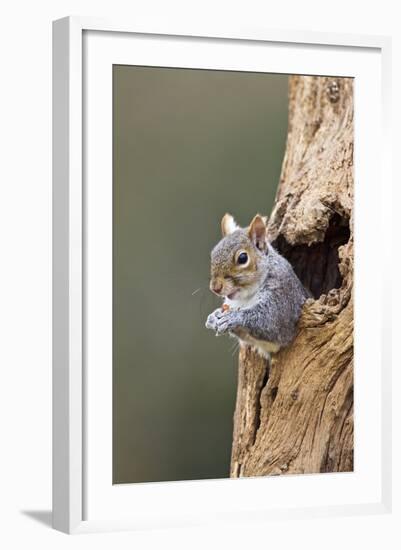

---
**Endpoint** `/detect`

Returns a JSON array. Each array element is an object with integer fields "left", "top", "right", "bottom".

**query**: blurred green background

[{"left": 113, "top": 65, "right": 288, "bottom": 484}]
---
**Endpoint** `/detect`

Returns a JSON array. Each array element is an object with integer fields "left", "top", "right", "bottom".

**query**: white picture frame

[{"left": 52, "top": 16, "right": 392, "bottom": 534}]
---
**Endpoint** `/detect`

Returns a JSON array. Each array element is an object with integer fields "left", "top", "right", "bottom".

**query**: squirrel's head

[{"left": 209, "top": 213, "right": 269, "bottom": 302}]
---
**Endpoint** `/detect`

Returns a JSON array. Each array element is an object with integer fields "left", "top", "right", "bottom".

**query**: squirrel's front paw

[
  {"left": 205, "top": 309, "right": 220, "bottom": 332},
  {"left": 205, "top": 308, "right": 239, "bottom": 336}
]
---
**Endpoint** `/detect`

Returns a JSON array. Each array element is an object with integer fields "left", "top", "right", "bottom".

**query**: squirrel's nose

[{"left": 211, "top": 281, "right": 223, "bottom": 295}]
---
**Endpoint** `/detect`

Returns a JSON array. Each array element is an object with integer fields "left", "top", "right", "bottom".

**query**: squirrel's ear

[
  {"left": 248, "top": 214, "right": 267, "bottom": 251},
  {"left": 221, "top": 213, "right": 239, "bottom": 236}
]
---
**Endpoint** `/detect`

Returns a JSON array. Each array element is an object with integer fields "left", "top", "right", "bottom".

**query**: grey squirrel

[{"left": 205, "top": 213, "right": 308, "bottom": 357}]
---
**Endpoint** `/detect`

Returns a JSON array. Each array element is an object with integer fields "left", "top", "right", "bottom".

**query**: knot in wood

[
  {"left": 327, "top": 80, "right": 340, "bottom": 103},
  {"left": 290, "top": 389, "right": 299, "bottom": 401}
]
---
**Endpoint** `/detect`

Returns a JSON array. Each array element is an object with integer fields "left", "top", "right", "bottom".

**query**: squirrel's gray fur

[{"left": 205, "top": 213, "right": 308, "bottom": 356}]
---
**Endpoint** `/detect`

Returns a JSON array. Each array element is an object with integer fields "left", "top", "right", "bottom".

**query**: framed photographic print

[{"left": 52, "top": 17, "right": 392, "bottom": 534}]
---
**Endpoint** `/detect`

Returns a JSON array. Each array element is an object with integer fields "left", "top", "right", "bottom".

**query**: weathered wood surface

[{"left": 231, "top": 76, "right": 354, "bottom": 477}]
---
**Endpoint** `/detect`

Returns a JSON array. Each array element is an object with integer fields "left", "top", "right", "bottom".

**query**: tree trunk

[{"left": 230, "top": 76, "right": 354, "bottom": 478}]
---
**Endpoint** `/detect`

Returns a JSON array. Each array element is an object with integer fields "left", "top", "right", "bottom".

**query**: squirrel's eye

[{"left": 237, "top": 252, "right": 248, "bottom": 265}]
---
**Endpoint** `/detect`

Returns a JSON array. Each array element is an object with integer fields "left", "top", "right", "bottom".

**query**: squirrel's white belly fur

[
  {"left": 243, "top": 335, "right": 280, "bottom": 355},
  {"left": 225, "top": 292, "right": 280, "bottom": 358},
  {"left": 236, "top": 333, "right": 280, "bottom": 358}
]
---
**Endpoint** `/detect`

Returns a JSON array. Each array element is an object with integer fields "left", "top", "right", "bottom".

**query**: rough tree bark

[{"left": 231, "top": 76, "right": 354, "bottom": 477}]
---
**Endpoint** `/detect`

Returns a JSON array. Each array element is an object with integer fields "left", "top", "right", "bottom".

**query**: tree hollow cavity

[{"left": 273, "top": 214, "right": 350, "bottom": 299}]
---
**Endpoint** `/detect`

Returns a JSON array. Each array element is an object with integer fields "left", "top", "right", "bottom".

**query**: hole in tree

[{"left": 272, "top": 214, "right": 350, "bottom": 299}]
